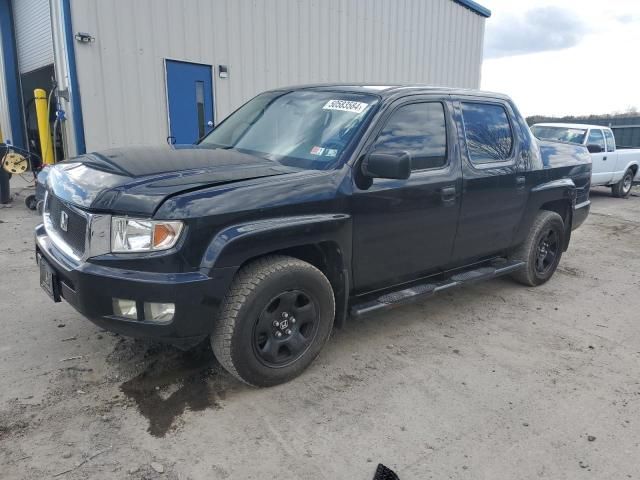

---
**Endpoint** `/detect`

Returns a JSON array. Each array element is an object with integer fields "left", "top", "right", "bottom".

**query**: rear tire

[
  {"left": 211, "top": 255, "right": 335, "bottom": 387},
  {"left": 611, "top": 168, "right": 635, "bottom": 198},
  {"left": 510, "top": 211, "right": 565, "bottom": 287}
]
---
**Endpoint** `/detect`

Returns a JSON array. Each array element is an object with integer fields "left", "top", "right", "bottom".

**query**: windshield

[
  {"left": 199, "top": 90, "right": 378, "bottom": 169},
  {"left": 531, "top": 125, "right": 587, "bottom": 145}
]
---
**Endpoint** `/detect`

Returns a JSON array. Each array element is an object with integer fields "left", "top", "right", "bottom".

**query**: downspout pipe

[
  {"left": 60, "top": 0, "right": 86, "bottom": 155},
  {"left": 0, "top": 0, "right": 25, "bottom": 148}
]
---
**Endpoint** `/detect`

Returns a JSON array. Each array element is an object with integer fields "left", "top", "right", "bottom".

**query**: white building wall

[{"left": 69, "top": 0, "right": 485, "bottom": 153}]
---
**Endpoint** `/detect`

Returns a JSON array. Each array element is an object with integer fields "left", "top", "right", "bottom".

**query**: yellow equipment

[
  {"left": 2, "top": 151, "right": 29, "bottom": 174},
  {"left": 34, "top": 88, "right": 54, "bottom": 165}
]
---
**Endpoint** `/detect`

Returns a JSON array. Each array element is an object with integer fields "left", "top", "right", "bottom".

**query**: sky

[{"left": 480, "top": 0, "right": 640, "bottom": 117}]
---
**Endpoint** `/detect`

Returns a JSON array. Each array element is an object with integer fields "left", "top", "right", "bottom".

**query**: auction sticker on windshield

[
  {"left": 325, "top": 149, "right": 338, "bottom": 157},
  {"left": 323, "top": 99, "right": 369, "bottom": 114}
]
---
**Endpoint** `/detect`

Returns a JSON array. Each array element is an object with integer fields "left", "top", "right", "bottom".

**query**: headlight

[{"left": 111, "top": 217, "right": 184, "bottom": 253}]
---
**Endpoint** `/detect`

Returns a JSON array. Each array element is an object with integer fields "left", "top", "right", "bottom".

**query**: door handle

[
  {"left": 516, "top": 176, "right": 526, "bottom": 188},
  {"left": 603, "top": 156, "right": 607, "bottom": 160},
  {"left": 441, "top": 186, "right": 456, "bottom": 201}
]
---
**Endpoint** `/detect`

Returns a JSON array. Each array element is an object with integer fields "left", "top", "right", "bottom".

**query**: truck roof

[
  {"left": 534, "top": 122, "right": 612, "bottom": 131},
  {"left": 269, "top": 83, "right": 512, "bottom": 102}
]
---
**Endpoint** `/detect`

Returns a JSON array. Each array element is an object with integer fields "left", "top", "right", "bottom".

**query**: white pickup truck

[{"left": 532, "top": 123, "right": 640, "bottom": 198}]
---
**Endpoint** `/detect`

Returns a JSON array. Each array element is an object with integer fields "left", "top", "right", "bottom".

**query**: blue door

[{"left": 165, "top": 60, "right": 214, "bottom": 144}]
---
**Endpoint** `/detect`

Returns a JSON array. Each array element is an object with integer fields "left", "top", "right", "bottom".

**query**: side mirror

[
  {"left": 586, "top": 144, "right": 603, "bottom": 154},
  {"left": 362, "top": 150, "right": 411, "bottom": 180}
]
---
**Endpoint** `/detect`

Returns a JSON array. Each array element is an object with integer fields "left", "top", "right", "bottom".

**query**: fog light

[
  {"left": 113, "top": 298, "right": 137, "bottom": 319},
  {"left": 143, "top": 302, "right": 175, "bottom": 323}
]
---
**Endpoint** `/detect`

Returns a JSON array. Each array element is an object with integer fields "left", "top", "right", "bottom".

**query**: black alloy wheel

[
  {"left": 510, "top": 210, "right": 565, "bottom": 287},
  {"left": 534, "top": 228, "right": 559, "bottom": 276},
  {"left": 212, "top": 255, "right": 335, "bottom": 387},
  {"left": 253, "top": 290, "right": 320, "bottom": 368}
]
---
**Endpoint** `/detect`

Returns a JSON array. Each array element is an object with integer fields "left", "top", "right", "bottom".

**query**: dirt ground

[{"left": 1, "top": 176, "right": 639, "bottom": 480}]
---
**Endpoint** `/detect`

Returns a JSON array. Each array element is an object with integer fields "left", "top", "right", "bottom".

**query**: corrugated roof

[{"left": 453, "top": 0, "right": 491, "bottom": 18}]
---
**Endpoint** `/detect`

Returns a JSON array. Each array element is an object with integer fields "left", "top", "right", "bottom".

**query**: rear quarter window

[{"left": 461, "top": 103, "right": 514, "bottom": 163}]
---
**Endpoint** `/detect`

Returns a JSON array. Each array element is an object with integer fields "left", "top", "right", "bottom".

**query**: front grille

[{"left": 47, "top": 194, "right": 88, "bottom": 256}]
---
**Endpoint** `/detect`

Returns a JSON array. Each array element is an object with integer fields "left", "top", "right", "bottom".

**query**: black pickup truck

[{"left": 36, "top": 85, "right": 591, "bottom": 386}]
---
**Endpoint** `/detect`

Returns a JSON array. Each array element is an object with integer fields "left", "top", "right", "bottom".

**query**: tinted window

[
  {"left": 373, "top": 102, "right": 447, "bottom": 170},
  {"left": 461, "top": 103, "right": 514, "bottom": 163},
  {"left": 587, "top": 129, "right": 605, "bottom": 150},
  {"left": 604, "top": 129, "right": 616, "bottom": 152}
]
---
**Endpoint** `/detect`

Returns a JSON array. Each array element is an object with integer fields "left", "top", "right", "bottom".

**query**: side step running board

[{"left": 350, "top": 259, "right": 525, "bottom": 318}]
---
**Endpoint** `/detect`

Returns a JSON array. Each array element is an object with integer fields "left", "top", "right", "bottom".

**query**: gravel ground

[{"left": 1, "top": 176, "right": 639, "bottom": 480}]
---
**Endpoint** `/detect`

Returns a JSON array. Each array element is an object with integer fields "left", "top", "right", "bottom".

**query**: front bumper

[{"left": 35, "top": 224, "right": 236, "bottom": 347}]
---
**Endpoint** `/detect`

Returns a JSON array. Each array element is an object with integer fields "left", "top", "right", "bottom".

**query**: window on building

[
  {"left": 586, "top": 129, "right": 606, "bottom": 150},
  {"left": 604, "top": 129, "right": 616, "bottom": 152},
  {"left": 195, "top": 81, "right": 206, "bottom": 139},
  {"left": 372, "top": 102, "right": 447, "bottom": 170},
  {"left": 461, "top": 103, "right": 514, "bottom": 163}
]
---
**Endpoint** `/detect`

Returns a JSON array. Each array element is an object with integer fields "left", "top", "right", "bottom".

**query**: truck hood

[{"left": 47, "top": 146, "right": 299, "bottom": 216}]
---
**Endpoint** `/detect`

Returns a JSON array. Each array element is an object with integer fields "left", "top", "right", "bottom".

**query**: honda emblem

[{"left": 60, "top": 211, "right": 68, "bottom": 232}]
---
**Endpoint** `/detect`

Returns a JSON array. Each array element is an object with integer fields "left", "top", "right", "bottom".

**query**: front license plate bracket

[{"left": 40, "top": 257, "right": 62, "bottom": 303}]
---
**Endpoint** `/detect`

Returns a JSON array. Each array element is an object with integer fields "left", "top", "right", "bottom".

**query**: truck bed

[{"left": 538, "top": 140, "right": 592, "bottom": 205}]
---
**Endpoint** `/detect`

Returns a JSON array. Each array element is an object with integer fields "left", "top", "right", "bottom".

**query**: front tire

[
  {"left": 25, "top": 194, "right": 37, "bottom": 210},
  {"left": 212, "top": 255, "right": 335, "bottom": 387},
  {"left": 611, "top": 168, "right": 635, "bottom": 198},
  {"left": 510, "top": 211, "right": 565, "bottom": 287}
]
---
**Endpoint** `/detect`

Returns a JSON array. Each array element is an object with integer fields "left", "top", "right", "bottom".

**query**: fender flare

[
  {"left": 513, "top": 178, "right": 576, "bottom": 250},
  {"left": 199, "top": 213, "right": 352, "bottom": 271},
  {"left": 533, "top": 178, "right": 576, "bottom": 250},
  {"left": 199, "top": 214, "right": 353, "bottom": 327}
]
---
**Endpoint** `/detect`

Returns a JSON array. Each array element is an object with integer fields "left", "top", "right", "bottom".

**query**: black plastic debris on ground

[{"left": 374, "top": 463, "right": 400, "bottom": 480}]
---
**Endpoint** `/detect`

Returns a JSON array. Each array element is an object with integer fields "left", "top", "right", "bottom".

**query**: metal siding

[
  {"left": 70, "top": 0, "right": 485, "bottom": 152},
  {"left": 13, "top": 0, "right": 54, "bottom": 73},
  {"left": 0, "top": 0, "right": 18, "bottom": 144}
]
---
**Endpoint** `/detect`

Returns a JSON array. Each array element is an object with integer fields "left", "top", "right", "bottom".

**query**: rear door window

[
  {"left": 461, "top": 103, "right": 514, "bottom": 163},
  {"left": 372, "top": 102, "right": 448, "bottom": 171},
  {"left": 586, "top": 129, "right": 606, "bottom": 151},
  {"left": 604, "top": 129, "right": 616, "bottom": 152}
]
